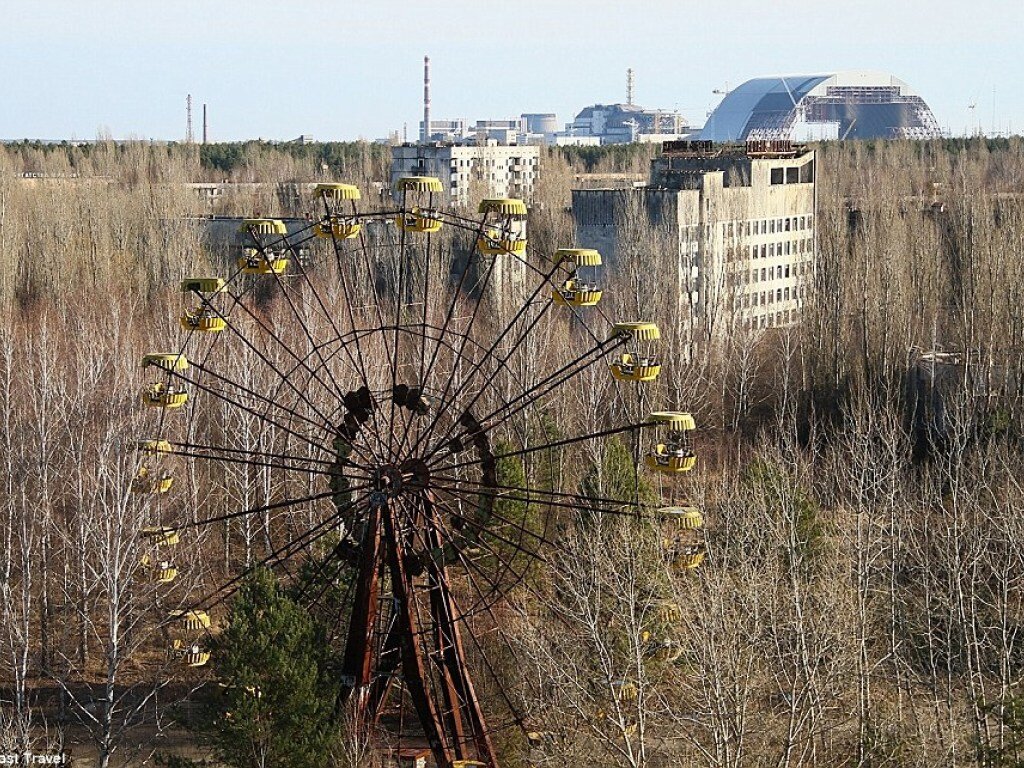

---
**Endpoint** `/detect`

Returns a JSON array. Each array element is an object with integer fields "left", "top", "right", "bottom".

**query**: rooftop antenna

[
  {"left": 627, "top": 68, "right": 634, "bottom": 106},
  {"left": 186, "top": 94, "right": 194, "bottom": 143},
  {"left": 202, "top": 103, "right": 208, "bottom": 144},
  {"left": 422, "top": 55, "right": 431, "bottom": 143}
]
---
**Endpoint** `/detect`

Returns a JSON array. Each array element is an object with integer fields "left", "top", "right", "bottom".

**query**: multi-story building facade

[
  {"left": 391, "top": 142, "right": 540, "bottom": 207},
  {"left": 572, "top": 141, "right": 816, "bottom": 337}
]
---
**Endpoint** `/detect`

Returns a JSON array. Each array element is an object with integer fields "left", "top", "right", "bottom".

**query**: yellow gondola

[
  {"left": 313, "top": 183, "right": 362, "bottom": 238},
  {"left": 476, "top": 228, "right": 527, "bottom": 255},
  {"left": 180, "top": 277, "right": 225, "bottom": 294},
  {"left": 644, "top": 412, "right": 697, "bottom": 473},
  {"left": 141, "top": 383, "right": 188, "bottom": 409},
  {"left": 314, "top": 217, "right": 362, "bottom": 240},
  {"left": 673, "top": 544, "right": 706, "bottom": 570},
  {"left": 610, "top": 322, "right": 661, "bottom": 381},
  {"left": 170, "top": 609, "right": 211, "bottom": 631},
  {"left": 659, "top": 505, "right": 706, "bottom": 571},
  {"left": 553, "top": 248, "right": 602, "bottom": 307},
  {"left": 179, "top": 278, "right": 227, "bottom": 331},
  {"left": 172, "top": 639, "right": 210, "bottom": 668},
  {"left": 313, "top": 183, "right": 361, "bottom": 202},
  {"left": 477, "top": 198, "right": 527, "bottom": 254},
  {"left": 131, "top": 465, "right": 173, "bottom": 494},
  {"left": 237, "top": 247, "right": 289, "bottom": 275},
  {"left": 395, "top": 177, "right": 444, "bottom": 233},
  {"left": 142, "top": 526, "right": 179, "bottom": 546},
  {"left": 141, "top": 553, "right": 178, "bottom": 583},
  {"left": 180, "top": 307, "right": 226, "bottom": 332},
  {"left": 238, "top": 218, "right": 287, "bottom": 236},
  {"left": 137, "top": 439, "right": 173, "bottom": 454},
  {"left": 141, "top": 353, "right": 189, "bottom": 372},
  {"left": 396, "top": 206, "right": 442, "bottom": 234},
  {"left": 658, "top": 505, "right": 703, "bottom": 529},
  {"left": 154, "top": 561, "right": 178, "bottom": 583}
]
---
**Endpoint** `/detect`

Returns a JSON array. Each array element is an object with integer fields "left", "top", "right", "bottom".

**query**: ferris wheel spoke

[
  {"left": 187, "top": 360, "right": 333, "bottom": 435},
  {"left": 426, "top": 483, "right": 560, "bottom": 555},
  {"left": 247, "top": 228, "right": 365, "bottom": 429},
  {"left": 413, "top": 218, "right": 489, "bottom": 430},
  {"left": 432, "top": 418, "right": 646, "bottom": 477},
  {"left": 162, "top": 367, "right": 335, "bottom": 459},
  {"left": 404, "top": 253, "right": 560, "bottom": 461},
  {"left": 183, "top": 506, "right": 349, "bottom": 619},
  {"left": 215, "top": 277, "right": 347, "bottom": 403},
  {"left": 406, "top": 250, "right": 500, "bottom": 453},
  {"left": 430, "top": 472, "right": 647, "bottom": 516},
  {"left": 180, "top": 489, "right": 355, "bottom": 530},
  {"left": 322, "top": 221, "right": 396, "bottom": 463},
  {"left": 168, "top": 439, "right": 347, "bottom": 469},
  {"left": 421, "top": 335, "right": 625, "bottom": 465},
  {"left": 196, "top": 303, "right": 339, "bottom": 429},
  {"left": 162, "top": 442, "right": 367, "bottom": 479},
  {"left": 267, "top": 272, "right": 357, "bottom": 411}
]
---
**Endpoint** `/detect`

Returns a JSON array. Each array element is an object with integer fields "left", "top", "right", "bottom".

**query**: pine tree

[{"left": 204, "top": 567, "right": 336, "bottom": 768}]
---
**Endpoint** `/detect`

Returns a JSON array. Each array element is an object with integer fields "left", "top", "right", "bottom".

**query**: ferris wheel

[{"left": 131, "top": 177, "right": 705, "bottom": 767}]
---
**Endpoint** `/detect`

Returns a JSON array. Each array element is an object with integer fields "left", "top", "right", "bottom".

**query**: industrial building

[
  {"left": 564, "top": 102, "right": 691, "bottom": 144},
  {"left": 699, "top": 70, "right": 941, "bottom": 142},
  {"left": 573, "top": 140, "right": 816, "bottom": 336},
  {"left": 391, "top": 142, "right": 540, "bottom": 206}
]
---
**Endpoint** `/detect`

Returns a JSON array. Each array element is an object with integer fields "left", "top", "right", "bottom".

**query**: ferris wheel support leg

[
  {"left": 337, "top": 507, "right": 382, "bottom": 722},
  {"left": 424, "top": 496, "right": 500, "bottom": 767},
  {"left": 382, "top": 505, "right": 454, "bottom": 767}
]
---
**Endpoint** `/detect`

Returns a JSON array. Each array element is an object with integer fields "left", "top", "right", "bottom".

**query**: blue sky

[{"left": 2, "top": 0, "right": 1021, "bottom": 141}]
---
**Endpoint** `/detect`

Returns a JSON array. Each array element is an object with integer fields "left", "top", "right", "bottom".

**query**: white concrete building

[
  {"left": 391, "top": 142, "right": 540, "bottom": 207},
  {"left": 573, "top": 141, "right": 816, "bottom": 337}
]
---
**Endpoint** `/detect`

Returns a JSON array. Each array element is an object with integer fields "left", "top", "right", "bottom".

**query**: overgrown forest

[{"left": 3, "top": 137, "right": 1024, "bottom": 768}]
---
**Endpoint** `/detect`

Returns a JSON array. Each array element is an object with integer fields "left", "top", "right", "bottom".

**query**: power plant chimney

[
  {"left": 422, "top": 55, "right": 431, "bottom": 143},
  {"left": 626, "top": 68, "right": 634, "bottom": 106},
  {"left": 202, "top": 103, "right": 208, "bottom": 144},
  {"left": 186, "top": 94, "right": 194, "bottom": 143}
]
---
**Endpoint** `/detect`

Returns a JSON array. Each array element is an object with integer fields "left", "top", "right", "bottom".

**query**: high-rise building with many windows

[{"left": 572, "top": 141, "right": 816, "bottom": 338}]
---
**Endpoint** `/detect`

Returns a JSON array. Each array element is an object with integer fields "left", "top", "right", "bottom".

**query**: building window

[
  {"left": 785, "top": 241, "right": 791, "bottom": 256},
  {"left": 785, "top": 264, "right": 791, "bottom": 278},
  {"left": 784, "top": 287, "right": 790, "bottom": 300},
  {"left": 769, "top": 266, "right": 775, "bottom": 280},
  {"left": 745, "top": 221, "right": 751, "bottom": 236},
  {"left": 784, "top": 218, "right": 792, "bottom": 232},
  {"left": 768, "top": 243, "right": 775, "bottom": 257},
  {"left": 769, "top": 219, "right": 776, "bottom": 234},
  {"left": 761, "top": 268, "right": 766, "bottom": 281},
  {"left": 752, "top": 270, "right": 758, "bottom": 283},
  {"left": 771, "top": 167, "right": 784, "bottom": 185},
  {"left": 776, "top": 289, "right": 782, "bottom": 302},
  {"left": 760, "top": 244, "right": 767, "bottom": 258},
  {"left": 768, "top": 291, "right": 774, "bottom": 304},
  {"left": 787, "top": 166, "right": 800, "bottom": 184}
]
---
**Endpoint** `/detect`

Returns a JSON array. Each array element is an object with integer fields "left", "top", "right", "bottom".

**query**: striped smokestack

[{"left": 422, "top": 55, "right": 431, "bottom": 143}]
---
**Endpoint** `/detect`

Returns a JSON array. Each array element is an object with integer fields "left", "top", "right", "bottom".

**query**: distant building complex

[
  {"left": 573, "top": 141, "right": 816, "bottom": 336},
  {"left": 699, "top": 70, "right": 941, "bottom": 142},
  {"left": 564, "top": 103, "right": 691, "bottom": 145}
]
